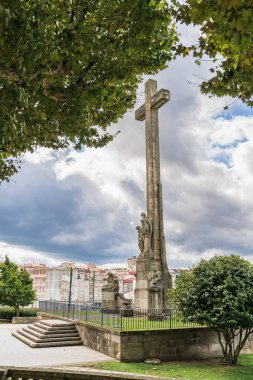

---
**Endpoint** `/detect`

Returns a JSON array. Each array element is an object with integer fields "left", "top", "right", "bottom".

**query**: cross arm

[
  {"left": 150, "top": 89, "right": 170, "bottom": 110},
  {"left": 135, "top": 88, "right": 170, "bottom": 121},
  {"left": 135, "top": 104, "right": 146, "bottom": 121}
]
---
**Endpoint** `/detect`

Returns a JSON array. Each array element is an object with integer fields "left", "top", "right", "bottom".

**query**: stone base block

[
  {"left": 134, "top": 289, "right": 149, "bottom": 309},
  {"left": 102, "top": 290, "right": 117, "bottom": 309}
]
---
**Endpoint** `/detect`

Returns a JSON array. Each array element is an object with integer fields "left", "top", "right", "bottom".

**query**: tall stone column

[{"left": 134, "top": 79, "right": 172, "bottom": 310}]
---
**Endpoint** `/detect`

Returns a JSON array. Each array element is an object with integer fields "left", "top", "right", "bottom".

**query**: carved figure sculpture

[
  {"left": 136, "top": 212, "right": 153, "bottom": 256},
  {"left": 136, "top": 226, "right": 144, "bottom": 253},
  {"left": 141, "top": 212, "right": 152, "bottom": 238},
  {"left": 148, "top": 269, "right": 163, "bottom": 292},
  {"left": 102, "top": 272, "right": 119, "bottom": 292},
  {"left": 141, "top": 212, "right": 152, "bottom": 254}
]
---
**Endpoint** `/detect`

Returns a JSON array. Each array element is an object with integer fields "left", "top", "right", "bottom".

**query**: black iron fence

[{"left": 39, "top": 300, "right": 199, "bottom": 331}]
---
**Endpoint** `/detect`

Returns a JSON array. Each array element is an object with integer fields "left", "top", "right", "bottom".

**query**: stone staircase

[{"left": 12, "top": 319, "right": 83, "bottom": 348}]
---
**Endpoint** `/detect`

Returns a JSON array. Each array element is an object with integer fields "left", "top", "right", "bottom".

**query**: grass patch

[
  {"left": 50, "top": 310, "right": 199, "bottom": 331},
  {"left": 81, "top": 355, "right": 253, "bottom": 380}
]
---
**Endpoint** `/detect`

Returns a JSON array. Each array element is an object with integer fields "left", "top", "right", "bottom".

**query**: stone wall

[
  {"left": 75, "top": 322, "right": 121, "bottom": 360},
  {"left": 120, "top": 328, "right": 221, "bottom": 361},
  {"left": 37, "top": 313, "right": 253, "bottom": 362},
  {"left": 120, "top": 328, "right": 253, "bottom": 362},
  {"left": 12, "top": 317, "right": 39, "bottom": 324}
]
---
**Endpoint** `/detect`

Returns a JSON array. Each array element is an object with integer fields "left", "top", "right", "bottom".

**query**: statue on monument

[
  {"left": 148, "top": 269, "right": 163, "bottom": 292},
  {"left": 136, "top": 226, "right": 144, "bottom": 253},
  {"left": 102, "top": 272, "right": 119, "bottom": 292},
  {"left": 102, "top": 272, "right": 133, "bottom": 312},
  {"left": 136, "top": 212, "right": 153, "bottom": 257}
]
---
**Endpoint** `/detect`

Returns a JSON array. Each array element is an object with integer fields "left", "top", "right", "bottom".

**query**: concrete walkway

[{"left": 0, "top": 324, "right": 113, "bottom": 367}]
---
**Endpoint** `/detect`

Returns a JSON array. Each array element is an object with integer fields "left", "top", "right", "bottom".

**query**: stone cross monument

[{"left": 134, "top": 79, "right": 172, "bottom": 310}]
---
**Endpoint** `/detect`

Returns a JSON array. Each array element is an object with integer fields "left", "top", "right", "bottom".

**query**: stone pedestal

[
  {"left": 102, "top": 290, "right": 133, "bottom": 311},
  {"left": 134, "top": 259, "right": 149, "bottom": 309},
  {"left": 102, "top": 290, "right": 117, "bottom": 309},
  {"left": 148, "top": 291, "right": 163, "bottom": 310},
  {"left": 134, "top": 257, "right": 163, "bottom": 310}
]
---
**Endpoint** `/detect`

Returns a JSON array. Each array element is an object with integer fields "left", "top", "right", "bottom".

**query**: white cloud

[
  {"left": 24, "top": 148, "right": 58, "bottom": 165},
  {"left": 53, "top": 147, "right": 146, "bottom": 214},
  {"left": 1, "top": 31, "right": 253, "bottom": 268},
  {"left": 0, "top": 241, "right": 62, "bottom": 267}
]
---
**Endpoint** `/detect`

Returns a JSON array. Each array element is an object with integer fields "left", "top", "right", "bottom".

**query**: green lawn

[
  {"left": 81, "top": 355, "right": 253, "bottom": 380},
  {"left": 49, "top": 310, "right": 199, "bottom": 331}
]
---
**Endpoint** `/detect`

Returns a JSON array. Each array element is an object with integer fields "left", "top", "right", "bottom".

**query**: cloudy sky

[{"left": 1, "top": 26, "right": 253, "bottom": 268}]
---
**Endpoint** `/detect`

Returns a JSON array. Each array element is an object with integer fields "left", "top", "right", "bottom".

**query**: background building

[
  {"left": 16, "top": 258, "right": 190, "bottom": 306},
  {"left": 18, "top": 263, "right": 48, "bottom": 307}
]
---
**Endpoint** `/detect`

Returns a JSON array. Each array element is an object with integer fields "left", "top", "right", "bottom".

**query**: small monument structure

[
  {"left": 102, "top": 272, "right": 132, "bottom": 312},
  {"left": 134, "top": 79, "right": 172, "bottom": 310}
]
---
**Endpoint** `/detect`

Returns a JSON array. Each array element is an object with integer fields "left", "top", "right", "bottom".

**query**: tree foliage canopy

[
  {"left": 171, "top": 0, "right": 253, "bottom": 106},
  {"left": 0, "top": 0, "right": 176, "bottom": 182},
  {"left": 0, "top": 256, "right": 36, "bottom": 316},
  {"left": 169, "top": 255, "right": 253, "bottom": 365}
]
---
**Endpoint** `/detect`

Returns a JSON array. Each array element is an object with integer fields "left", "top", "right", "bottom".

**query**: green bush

[{"left": 0, "top": 307, "right": 38, "bottom": 320}]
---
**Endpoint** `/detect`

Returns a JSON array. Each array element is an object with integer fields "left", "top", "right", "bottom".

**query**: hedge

[{"left": 0, "top": 307, "right": 38, "bottom": 320}]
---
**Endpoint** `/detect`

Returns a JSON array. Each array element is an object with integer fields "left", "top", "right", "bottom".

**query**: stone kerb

[
  {"left": 0, "top": 367, "right": 168, "bottom": 380},
  {"left": 12, "top": 316, "right": 39, "bottom": 324}
]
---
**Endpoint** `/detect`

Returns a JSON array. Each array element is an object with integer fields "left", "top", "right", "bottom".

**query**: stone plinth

[
  {"left": 102, "top": 290, "right": 117, "bottom": 309},
  {"left": 134, "top": 257, "right": 163, "bottom": 310},
  {"left": 134, "top": 259, "right": 149, "bottom": 309},
  {"left": 102, "top": 289, "right": 133, "bottom": 312},
  {"left": 148, "top": 292, "right": 163, "bottom": 311}
]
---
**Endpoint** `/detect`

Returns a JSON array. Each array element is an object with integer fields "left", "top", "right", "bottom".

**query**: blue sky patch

[
  {"left": 213, "top": 101, "right": 253, "bottom": 120},
  {"left": 212, "top": 152, "right": 233, "bottom": 168},
  {"left": 212, "top": 137, "right": 248, "bottom": 150}
]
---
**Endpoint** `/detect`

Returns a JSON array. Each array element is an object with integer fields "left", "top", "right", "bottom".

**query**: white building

[{"left": 18, "top": 260, "right": 137, "bottom": 306}]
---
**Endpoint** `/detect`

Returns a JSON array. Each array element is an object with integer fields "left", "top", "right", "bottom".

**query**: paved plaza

[{"left": 0, "top": 324, "right": 112, "bottom": 367}]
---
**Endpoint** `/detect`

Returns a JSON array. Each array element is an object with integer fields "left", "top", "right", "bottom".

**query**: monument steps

[
  {"left": 15, "top": 329, "right": 80, "bottom": 343},
  {"left": 34, "top": 321, "right": 75, "bottom": 331},
  {"left": 28, "top": 324, "right": 76, "bottom": 335},
  {"left": 23, "top": 327, "right": 79, "bottom": 339},
  {"left": 12, "top": 331, "right": 82, "bottom": 348},
  {"left": 12, "top": 319, "right": 82, "bottom": 348}
]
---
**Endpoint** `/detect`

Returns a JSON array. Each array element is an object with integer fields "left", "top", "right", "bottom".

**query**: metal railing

[{"left": 39, "top": 300, "right": 199, "bottom": 331}]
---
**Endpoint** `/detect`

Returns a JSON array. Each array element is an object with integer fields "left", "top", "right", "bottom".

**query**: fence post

[
  {"left": 86, "top": 305, "right": 88, "bottom": 322},
  {"left": 67, "top": 302, "right": 70, "bottom": 319},
  {"left": 120, "top": 309, "right": 123, "bottom": 331},
  {"left": 2, "top": 369, "right": 8, "bottom": 380},
  {"left": 170, "top": 309, "right": 172, "bottom": 329},
  {"left": 53, "top": 301, "right": 56, "bottom": 315},
  {"left": 101, "top": 308, "right": 103, "bottom": 326}
]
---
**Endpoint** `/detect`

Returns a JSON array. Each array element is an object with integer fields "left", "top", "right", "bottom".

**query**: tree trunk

[
  {"left": 15, "top": 305, "right": 20, "bottom": 317},
  {"left": 217, "top": 328, "right": 253, "bottom": 366}
]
